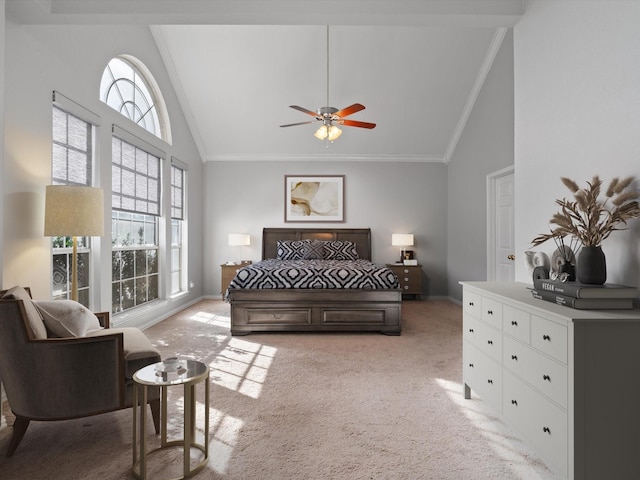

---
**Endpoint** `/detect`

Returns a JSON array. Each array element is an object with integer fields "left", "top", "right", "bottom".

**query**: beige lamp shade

[
  {"left": 228, "top": 233, "right": 250, "bottom": 246},
  {"left": 392, "top": 234, "right": 414, "bottom": 247},
  {"left": 44, "top": 185, "right": 104, "bottom": 237}
]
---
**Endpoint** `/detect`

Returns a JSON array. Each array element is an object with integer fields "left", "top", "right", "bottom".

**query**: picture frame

[{"left": 285, "top": 175, "right": 345, "bottom": 222}]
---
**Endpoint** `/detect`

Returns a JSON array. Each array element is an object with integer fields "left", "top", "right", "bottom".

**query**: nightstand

[
  {"left": 386, "top": 264, "right": 423, "bottom": 299},
  {"left": 220, "top": 262, "right": 252, "bottom": 296}
]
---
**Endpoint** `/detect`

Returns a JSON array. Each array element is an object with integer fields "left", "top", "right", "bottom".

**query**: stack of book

[{"left": 530, "top": 278, "right": 637, "bottom": 309}]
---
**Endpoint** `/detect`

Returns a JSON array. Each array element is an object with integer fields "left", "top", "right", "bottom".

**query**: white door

[{"left": 487, "top": 168, "right": 515, "bottom": 281}]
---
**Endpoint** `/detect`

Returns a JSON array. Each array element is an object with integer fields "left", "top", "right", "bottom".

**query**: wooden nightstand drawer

[
  {"left": 221, "top": 262, "right": 252, "bottom": 295},
  {"left": 386, "top": 264, "right": 423, "bottom": 298}
]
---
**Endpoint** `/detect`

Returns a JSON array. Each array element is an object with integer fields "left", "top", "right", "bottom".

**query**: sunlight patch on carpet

[
  {"left": 189, "top": 310, "right": 230, "bottom": 328},
  {"left": 435, "top": 378, "right": 552, "bottom": 480},
  {"left": 208, "top": 338, "right": 277, "bottom": 399}
]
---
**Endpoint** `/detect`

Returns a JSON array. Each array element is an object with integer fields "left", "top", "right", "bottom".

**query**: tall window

[
  {"left": 111, "top": 136, "right": 161, "bottom": 313},
  {"left": 170, "top": 162, "right": 186, "bottom": 294},
  {"left": 51, "top": 104, "right": 94, "bottom": 306},
  {"left": 100, "top": 56, "right": 178, "bottom": 313}
]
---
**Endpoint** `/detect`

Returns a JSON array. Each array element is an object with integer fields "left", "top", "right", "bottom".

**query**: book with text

[
  {"left": 533, "top": 279, "right": 637, "bottom": 299},
  {"left": 530, "top": 288, "right": 635, "bottom": 310}
]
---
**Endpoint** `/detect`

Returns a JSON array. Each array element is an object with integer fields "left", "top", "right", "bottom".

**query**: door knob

[{"left": 507, "top": 254, "right": 515, "bottom": 260}]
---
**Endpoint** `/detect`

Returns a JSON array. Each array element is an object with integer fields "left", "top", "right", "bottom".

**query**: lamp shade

[
  {"left": 228, "top": 233, "right": 250, "bottom": 246},
  {"left": 392, "top": 234, "right": 414, "bottom": 247},
  {"left": 44, "top": 185, "right": 104, "bottom": 237}
]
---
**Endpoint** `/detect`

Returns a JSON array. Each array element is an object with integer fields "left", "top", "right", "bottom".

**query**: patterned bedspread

[{"left": 225, "top": 259, "right": 400, "bottom": 300}]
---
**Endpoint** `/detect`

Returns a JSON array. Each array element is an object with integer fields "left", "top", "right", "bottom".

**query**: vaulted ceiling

[{"left": 6, "top": 0, "right": 524, "bottom": 162}]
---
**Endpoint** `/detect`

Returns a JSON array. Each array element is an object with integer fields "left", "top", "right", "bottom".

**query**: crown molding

[{"left": 204, "top": 153, "right": 446, "bottom": 163}]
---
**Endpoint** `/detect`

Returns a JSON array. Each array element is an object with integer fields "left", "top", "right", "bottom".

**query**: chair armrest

[
  {"left": 6, "top": 334, "right": 126, "bottom": 420},
  {"left": 94, "top": 311, "right": 110, "bottom": 329}
]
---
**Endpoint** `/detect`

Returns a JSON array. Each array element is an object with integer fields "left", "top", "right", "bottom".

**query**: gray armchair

[{"left": 0, "top": 287, "right": 161, "bottom": 456}]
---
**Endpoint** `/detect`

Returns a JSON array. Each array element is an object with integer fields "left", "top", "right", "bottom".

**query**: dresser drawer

[
  {"left": 503, "top": 336, "right": 568, "bottom": 409},
  {"left": 531, "top": 315, "right": 568, "bottom": 364},
  {"left": 464, "top": 315, "right": 501, "bottom": 362},
  {"left": 463, "top": 291, "right": 482, "bottom": 318},
  {"left": 482, "top": 297, "right": 503, "bottom": 330},
  {"left": 464, "top": 342, "right": 502, "bottom": 410},
  {"left": 503, "top": 304, "right": 531, "bottom": 343},
  {"left": 503, "top": 371, "right": 568, "bottom": 477}
]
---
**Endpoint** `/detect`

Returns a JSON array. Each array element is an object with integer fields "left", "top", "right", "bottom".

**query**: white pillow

[{"left": 34, "top": 300, "right": 103, "bottom": 337}]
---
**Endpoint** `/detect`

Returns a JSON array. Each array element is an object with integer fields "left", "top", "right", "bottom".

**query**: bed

[{"left": 226, "top": 228, "right": 402, "bottom": 336}]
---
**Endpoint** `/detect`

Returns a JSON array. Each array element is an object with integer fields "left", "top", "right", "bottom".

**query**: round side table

[{"left": 132, "top": 358, "right": 210, "bottom": 480}]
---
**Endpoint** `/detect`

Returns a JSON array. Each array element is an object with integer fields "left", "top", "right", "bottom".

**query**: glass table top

[{"left": 134, "top": 357, "right": 209, "bottom": 386}]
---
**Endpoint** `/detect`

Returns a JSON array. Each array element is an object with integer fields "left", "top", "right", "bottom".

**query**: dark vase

[{"left": 577, "top": 246, "right": 607, "bottom": 285}]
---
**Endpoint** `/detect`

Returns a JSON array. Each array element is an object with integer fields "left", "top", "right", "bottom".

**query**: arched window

[{"left": 99, "top": 55, "right": 171, "bottom": 142}]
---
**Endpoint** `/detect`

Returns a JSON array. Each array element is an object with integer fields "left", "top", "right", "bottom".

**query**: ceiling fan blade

[
  {"left": 334, "top": 103, "right": 365, "bottom": 118},
  {"left": 289, "top": 105, "right": 319, "bottom": 118},
  {"left": 341, "top": 119, "right": 376, "bottom": 129},
  {"left": 280, "top": 121, "right": 316, "bottom": 128}
]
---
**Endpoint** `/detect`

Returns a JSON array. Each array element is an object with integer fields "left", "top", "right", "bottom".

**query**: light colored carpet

[{"left": 0, "top": 299, "right": 557, "bottom": 480}]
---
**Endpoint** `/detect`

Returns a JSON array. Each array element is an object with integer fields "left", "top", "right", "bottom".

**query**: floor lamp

[{"left": 44, "top": 185, "right": 104, "bottom": 302}]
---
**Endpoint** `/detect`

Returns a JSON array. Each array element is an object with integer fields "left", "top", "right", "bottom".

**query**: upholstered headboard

[{"left": 262, "top": 228, "right": 372, "bottom": 261}]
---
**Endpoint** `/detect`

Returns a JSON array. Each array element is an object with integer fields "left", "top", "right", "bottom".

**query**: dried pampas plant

[{"left": 531, "top": 176, "right": 640, "bottom": 248}]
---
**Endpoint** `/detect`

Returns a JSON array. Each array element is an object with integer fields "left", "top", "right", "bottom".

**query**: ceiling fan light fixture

[
  {"left": 313, "top": 124, "right": 342, "bottom": 142},
  {"left": 314, "top": 124, "right": 328, "bottom": 140},
  {"left": 327, "top": 125, "right": 342, "bottom": 141}
]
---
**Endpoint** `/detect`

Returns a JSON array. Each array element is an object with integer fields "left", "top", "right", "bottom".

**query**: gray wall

[
  {"left": 204, "top": 160, "right": 449, "bottom": 298},
  {"left": 514, "top": 1, "right": 640, "bottom": 287},
  {"left": 446, "top": 30, "right": 515, "bottom": 301}
]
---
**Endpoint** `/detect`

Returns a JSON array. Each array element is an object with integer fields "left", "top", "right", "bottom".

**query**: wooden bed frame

[{"left": 228, "top": 228, "right": 402, "bottom": 336}]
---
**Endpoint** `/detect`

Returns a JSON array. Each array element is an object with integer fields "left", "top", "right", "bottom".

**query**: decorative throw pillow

[
  {"left": 276, "top": 239, "right": 309, "bottom": 260},
  {"left": 2, "top": 286, "right": 48, "bottom": 339},
  {"left": 303, "top": 240, "right": 325, "bottom": 260},
  {"left": 323, "top": 240, "right": 359, "bottom": 260},
  {"left": 34, "top": 300, "right": 103, "bottom": 338}
]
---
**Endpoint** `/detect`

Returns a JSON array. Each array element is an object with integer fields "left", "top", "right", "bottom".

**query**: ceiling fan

[{"left": 279, "top": 26, "right": 376, "bottom": 143}]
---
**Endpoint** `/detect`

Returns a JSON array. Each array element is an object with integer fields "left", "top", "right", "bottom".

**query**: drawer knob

[
  {"left": 487, "top": 310, "right": 493, "bottom": 315},
  {"left": 543, "top": 374, "right": 551, "bottom": 382},
  {"left": 272, "top": 314, "right": 282, "bottom": 320},
  {"left": 468, "top": 363, "right": 474, "bottom": 368},
  {"left": 511, "top": 321, "right": 518, "bottom": 326},
  {"left": 511, "top": 399, "right": 518, "bottom": 406},
  {"left": 403, "top": 277, "right": 409, "bottom": 281},
  {"left": 469, "top": 301, "right": 475, "bottom": 306},
  {"left": 543, "top": 334, "right": 551, "bottom": 341},
  {"left": 543, "top": 427, "right": 551, "bottom": 435},
  {"left": 487, "top": 379, "right": 493, "bottom": 384},
  {"left": 469, "top": 328, "right": 474, "bottom": 333},
  {"left": 511, "top": 355, "right": 518, "bottom": 361},
  {"left": 487, "top": 340, "right": 493, "bottom": 345}
]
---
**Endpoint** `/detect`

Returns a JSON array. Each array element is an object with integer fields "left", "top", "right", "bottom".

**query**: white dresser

[{"left": 461, "top": 281, "right": 640, "bottom": 480}]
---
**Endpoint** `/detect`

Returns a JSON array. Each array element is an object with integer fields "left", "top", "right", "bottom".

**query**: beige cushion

[
  {"left": 1, "top": 286, "right": 48, "bottom": 339},
  {"left": 34, "top": 300, "right": 103, "bottom": 337},
  {"left": 88, "top": 327, "right": 160, "bottom": 378}
]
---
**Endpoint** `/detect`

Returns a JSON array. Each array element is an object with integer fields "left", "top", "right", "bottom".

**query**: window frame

[{"left": 50, "top": 92, "right": 101, "bottom": 308}]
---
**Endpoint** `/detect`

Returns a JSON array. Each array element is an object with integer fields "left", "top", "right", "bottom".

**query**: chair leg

[
  {"left": 149, "top": 398, "right": 160, "bottom": 434},
  {"left": 6, "top": 415, "right": 30, "bottom": 457}
]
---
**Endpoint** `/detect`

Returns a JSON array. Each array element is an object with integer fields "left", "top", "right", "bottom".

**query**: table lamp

[
  {"left": 391, "top": 233, "right": 414, "bottom": 263},
  {"left": 44, "top": 185, "right": 104, "bottom": 301},
  {"left": 228, "top": 233, "right": 250, "bottom": 264}
]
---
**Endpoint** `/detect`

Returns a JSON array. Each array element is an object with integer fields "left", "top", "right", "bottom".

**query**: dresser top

[{"left": 460, "top": 281, "right": 640, "bottom": 322}]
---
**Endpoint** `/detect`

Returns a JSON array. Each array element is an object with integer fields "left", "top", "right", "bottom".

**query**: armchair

[{"left": 0, "top": 287, "right": 161, "bottom": 457}]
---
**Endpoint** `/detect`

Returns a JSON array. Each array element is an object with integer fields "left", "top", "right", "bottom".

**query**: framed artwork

[{"left": 285, "top": 175, "right": 345, "bottom": 222}]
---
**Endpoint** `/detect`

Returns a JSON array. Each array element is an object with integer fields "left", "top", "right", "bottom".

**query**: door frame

[{"left": 486, "top": 165, "right": 514, "bottom": 281}]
